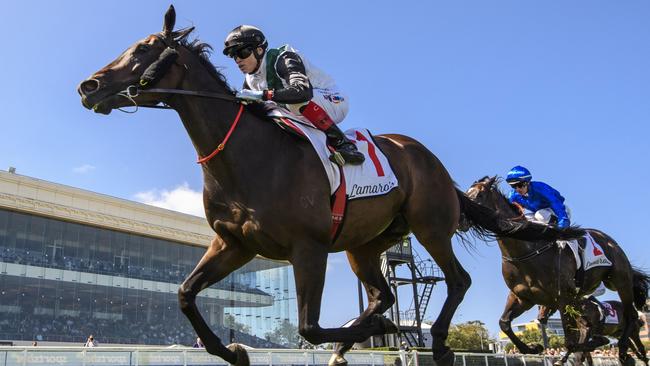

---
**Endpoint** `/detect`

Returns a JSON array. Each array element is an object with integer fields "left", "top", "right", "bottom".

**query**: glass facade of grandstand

[{"left": 0, "top": 208, "right": 296, "bottom": 347}]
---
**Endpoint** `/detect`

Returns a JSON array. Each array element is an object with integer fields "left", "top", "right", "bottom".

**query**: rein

[
  {"left": 117, "top": 85, "right": 245, "bottom": 165},
  {"left": 111, "top": 40, "right": 247, "bottom": 164},
  {"left": 502, "top": 242, "right": 556, "bottom": 263}
]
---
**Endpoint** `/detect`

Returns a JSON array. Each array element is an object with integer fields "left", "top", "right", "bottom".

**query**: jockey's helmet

[
  {"left": 223, "top": 25, "right": 267, "bottom": 59},
  {"left": 506, "top": 166, "right": 532, "bottom": 186}
]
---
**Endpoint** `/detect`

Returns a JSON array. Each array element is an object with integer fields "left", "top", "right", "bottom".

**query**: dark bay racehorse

[
  {"left": 568, "top": 298, "right": 648, "bottom": 366},
  {"left": 465, "top": 176, "right": 649, "bottom": 366},
  {"left": 77, "top": 6, "right": 582, "bottom": 366}
]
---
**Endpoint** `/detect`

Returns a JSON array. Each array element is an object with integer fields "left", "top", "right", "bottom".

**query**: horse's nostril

[{"left": 80, "top": 79, "right": 100, "bottom": 95}]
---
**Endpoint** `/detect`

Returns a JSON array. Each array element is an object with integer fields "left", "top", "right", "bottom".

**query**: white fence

[{"left": 0, "top": 347, "right": 626, "bottom": 366}]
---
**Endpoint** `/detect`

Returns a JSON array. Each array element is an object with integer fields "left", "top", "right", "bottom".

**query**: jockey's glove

[
  {"left": 235, "top": 89, "right": 264, "bottom": 101},
  {"left": 557, "top": 218, "right": 570, "bottom": 229}
]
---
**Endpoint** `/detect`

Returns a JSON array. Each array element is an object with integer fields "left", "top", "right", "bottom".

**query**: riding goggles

[
  {"left": 228, "top": 46, "right": 254, "bottom": 60},
  {"left": 509, "top": 181, "right": 527, "bottom": 189}
]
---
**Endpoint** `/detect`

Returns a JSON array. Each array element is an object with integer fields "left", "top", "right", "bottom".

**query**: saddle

[
  {"left": 255, "top": 102, "right": 399, "bottom": 240},
  {"left": 559, "top": 232, "right": 612, "bottom": 291}
]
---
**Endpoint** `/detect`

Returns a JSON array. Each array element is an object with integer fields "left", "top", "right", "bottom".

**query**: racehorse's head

[
  {"left": 77, "top": 5, "right": 194, "bottom": 114},
  {"left": 466, "top": 176, "right": 499, "bottom": 208},
  {"left": 466, "top": 175, "right": 523, "bottom": 220}
]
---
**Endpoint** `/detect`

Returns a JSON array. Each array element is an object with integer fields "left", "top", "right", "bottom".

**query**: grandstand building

[{"left": 0, "top": 170, "right": 296, "bottom": 346}]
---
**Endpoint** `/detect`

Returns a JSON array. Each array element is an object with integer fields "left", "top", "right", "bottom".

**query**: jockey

[
  {"left": 505, "top": 166, "right": 571, "bottom": 228},
  {"left": 222, "top": 25, "right": 365, "bottom": 166}
]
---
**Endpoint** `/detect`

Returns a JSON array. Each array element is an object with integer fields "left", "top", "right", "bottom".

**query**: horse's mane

[
  {"left": 179, "top": 37, "right": 234, "bottom": 94},
  {"left": 479, "top": 176, "right": 527, "bottom": 220},
  {"left": 179, "top": 36, "right": 278, "bottom": 120}
]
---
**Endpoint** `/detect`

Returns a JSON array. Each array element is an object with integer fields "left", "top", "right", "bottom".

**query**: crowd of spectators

[
  {"left": 506, "top": 345, "right": 646, "bottom": 362},
  {"left": 0, "top": 247, "right": 268, "bottom": 296},
  {"left": 0, "top": 312, "right": 284, "bottom": 348}
]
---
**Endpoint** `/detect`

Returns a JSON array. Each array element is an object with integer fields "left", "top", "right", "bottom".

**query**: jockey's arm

[
  {"left": 263, "top": 52, "right": 313, "bottom": 104},
  {"left": 537, "top": 183, "right": 570, "bottom": 228},
  {"left": 512, "top": 202, "right": 526, "bottom": 217},
  {"left": 550, "top": 200, "right": 570, "bottom": 228}
]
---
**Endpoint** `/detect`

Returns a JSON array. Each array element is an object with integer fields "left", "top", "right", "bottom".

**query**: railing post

[
  {"left": 413, "top": 350, "right": 419, "bottom": 366},
  {"left": 268, "top": 351, "right": 273, "bottom": 366},
  {"left": 485, "top": 355, "right": 489, "bottom": 366},
  {"left": 521, "top": 356, "right": 526, "bottom": 366},
  {"left": 504, "top": 353, "right": 509, "bottom": 366},
  {"left": 462, "top": 354, "right": 467, "bottom": 366},
  {"left": 183, "top": 349, "right": 187, "bottom": 366}
]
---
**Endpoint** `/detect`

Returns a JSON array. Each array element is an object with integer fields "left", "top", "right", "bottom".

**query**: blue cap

[{"left": 506, "top": 166, "right": 532, "bottom": 185}]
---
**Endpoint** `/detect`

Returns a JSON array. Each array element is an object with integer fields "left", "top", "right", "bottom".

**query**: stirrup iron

[{"left": 330, "top": 151, "right": 346, "bottom": 166}]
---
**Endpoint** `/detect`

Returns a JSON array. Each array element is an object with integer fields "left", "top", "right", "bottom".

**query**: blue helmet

[{"left": 506, "top": 166, "right": 532, "bottom": 185}]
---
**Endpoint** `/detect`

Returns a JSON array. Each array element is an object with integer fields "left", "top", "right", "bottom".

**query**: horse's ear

[
  {"left": 488, "top": 175, "right": 498, "bottom": 187},
  {"left": 473, "top": 176, "right": 490, "bottom": 185},
  {"left": 173, "top": 26, "right": 195, "bottom": 43},
  {"left": 162, "top": 5, "right": 176, "bottom": 37}
]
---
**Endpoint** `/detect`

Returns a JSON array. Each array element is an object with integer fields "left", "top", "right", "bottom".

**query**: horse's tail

[
  {"left": 632, "top": 267, "right": 650, "bottom": 309},
  {"left": 456, "top": 189, "right": 584, "bottom": 242}
]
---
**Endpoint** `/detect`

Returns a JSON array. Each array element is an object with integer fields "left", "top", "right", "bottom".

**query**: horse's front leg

[
  {"left": 537, "top": 306, "right": 556, "bottom": 349},
  {"left": 557, "top": 302, "right": 583, "bottom": 366},
  {"left": 178, "top": 233, "right": 256, "bottom": 365},
  {"left": 498, "top": 292, "right": 539, "bottom": 354}
]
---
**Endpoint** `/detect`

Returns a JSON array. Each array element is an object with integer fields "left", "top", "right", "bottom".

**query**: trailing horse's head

[
  {"left": 466, "top": 176, "right": 522, "bottom": 219},
  {"left": 77, "top": 5, "right": 194, "bottom": 114},
  {"left": 466, "top": 176, "right": 499, "bottom": 208}
]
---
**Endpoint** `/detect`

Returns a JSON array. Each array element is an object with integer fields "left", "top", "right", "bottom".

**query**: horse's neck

[
  {"left": 168, "top": 67, "right": 299, "bottom": 194},
  {"left": 493, "top": 193, "right": 519, "bottom": 220},
  {"left": 170, "top": 70, "right": 240, "bottom": 158}
]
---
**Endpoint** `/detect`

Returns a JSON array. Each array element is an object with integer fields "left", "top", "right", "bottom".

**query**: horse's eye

[{"left": 135, "top": 44, "right": 150, "bottom": 54}]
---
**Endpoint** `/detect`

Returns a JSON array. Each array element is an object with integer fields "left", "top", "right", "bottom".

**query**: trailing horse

[
  {"left": 565, "top": 298, "right": 649, "bottom": 366},
  {"left": 465, "top": 176, "right": 649, "bottom": 366},
  {"left": 77, "top": 6, "right": 582, "bottom": 366}
]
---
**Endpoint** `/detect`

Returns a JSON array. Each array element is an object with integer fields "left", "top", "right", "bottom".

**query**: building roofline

[{"left": 0, "top": 170, "right": 288, "bottom": 267}]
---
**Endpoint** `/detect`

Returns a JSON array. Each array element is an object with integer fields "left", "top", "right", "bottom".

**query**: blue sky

[{"left": 1, "top": 1, "right": 649, "bottom": 337}]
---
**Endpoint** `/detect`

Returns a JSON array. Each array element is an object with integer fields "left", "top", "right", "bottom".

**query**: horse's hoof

[
  {"left": 529, "top": 344, "right": 544, "bottom": 354},
  {"left": 227, "top": 343, "right": 250, "bottom": 366},
  {"left": 328, "top": 353, "right": 348, "bottom": 366},
  {"left": 553, "top": 361, "right": 563, "bottom": 366},
  {"left": 622, "top": 356, "right": 635, "bottom": 366},
  {"left": 433, "top": 349, "right": 454, "bottom": 366},
  {"left": 373, "top": 314, "right": 399, "bottom": 334}
]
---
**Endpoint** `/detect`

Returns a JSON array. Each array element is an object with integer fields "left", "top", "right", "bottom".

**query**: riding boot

[
  {"left": 324, "top": 124, "right": 365, "bottom": 166},
  {"left": 300, "top": 101, "right": 365, "bottom": 166}
]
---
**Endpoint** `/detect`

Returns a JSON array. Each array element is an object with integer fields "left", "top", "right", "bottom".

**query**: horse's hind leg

[
  {"left": 610, "top": 280, "right": 638, "bottom": 365},
  {"left": 332, "top": 238, "right": 399, "bottom": 365},
  {"left": 409, "top": 230, "right": 470, "bottom": 365},
  {"left": 538, "top": 306, "right": 556, "bottom": 349},
  {"left": 629, "top": 328, "right": 649, "bottom": 365},
  {"left": 178, "top": 234, "right": 256, "bottom": 365}
]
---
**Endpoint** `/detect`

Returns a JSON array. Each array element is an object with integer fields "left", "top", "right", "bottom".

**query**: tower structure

[{"left": 379, "top": 236, "right": 444, "bottom": 347}]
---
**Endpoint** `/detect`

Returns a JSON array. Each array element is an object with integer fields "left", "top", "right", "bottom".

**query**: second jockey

[
  {"left": 222, "top": 25, "right": 365, "bottom": 166},
  {"left": 505, "top": 165, "right": 571, "bottom": 229}
]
